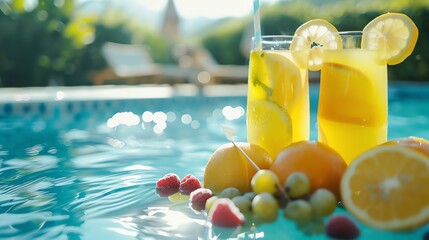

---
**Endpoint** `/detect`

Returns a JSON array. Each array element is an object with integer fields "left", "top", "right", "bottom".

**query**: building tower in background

[{"left": 161, "top": 0, "right": 180, "bottom": 42}]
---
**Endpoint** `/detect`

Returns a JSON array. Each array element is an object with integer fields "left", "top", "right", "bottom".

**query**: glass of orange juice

[
  {"left": 318, "top": 31, "right": 387, "bottom": 164},
  {"left": 247, "top": 35, "right": 309, "bottom": 158}
]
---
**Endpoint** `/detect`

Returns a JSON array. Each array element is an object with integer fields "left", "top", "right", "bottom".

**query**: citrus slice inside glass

[
  {"left": 362, "top": 12, "right": 419, "bottom": 65},
  {"left": 264, "top": 51, "right": 302, "bottom": 111},
  {"left": 291, "top": 19, "right": 341, "bottom": 71},
  {"left": 247, "top": 99, "right": 292, "bottom": 158},
  {"left": 249, "top": 51, "right": 302, "bottom": 111},
  {"left": 319, "top": 62, "right": 384, "bottom": 126},
  {"left": 341, "top": 145, "right": 429, "bottom": 231}
]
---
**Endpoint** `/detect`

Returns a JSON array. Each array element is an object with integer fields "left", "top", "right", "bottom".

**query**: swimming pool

[{"left": 0, "top": 83, "right": 428, "bottom": 239}]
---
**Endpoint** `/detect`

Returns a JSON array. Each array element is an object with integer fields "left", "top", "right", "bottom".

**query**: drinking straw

[{"left": 253, "top": 0, "right": 262, "bottom": 50}]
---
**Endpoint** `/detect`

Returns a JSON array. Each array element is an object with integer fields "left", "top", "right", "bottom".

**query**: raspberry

[
  {"left": 156, "top": 173, "right": 180, "bottom": 197},
  {"left": 326, "top": 215, "right": 360, "bottom": 239},
  {"left": 179, "top": 174, "right": 201, "bottom": 195},
  {"left": 208, "top": 198, "right": 245, "bottom": 228},
  {"left": 189, "top": 188, "right": 212, "bottom": 211}
]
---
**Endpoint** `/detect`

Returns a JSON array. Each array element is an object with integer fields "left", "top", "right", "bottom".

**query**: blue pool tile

[{"left": 4, "top": 103, "right": 13, "bottom": 115}]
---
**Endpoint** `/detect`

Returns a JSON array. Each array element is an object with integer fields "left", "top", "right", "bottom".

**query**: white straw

[
  {"left": 253, "top": 0, "right": 262, "bottom": 50},
  {"left": 221, "top": 125, "right": 260, "bottom": 171},
  {"left": 221, "top": 124, "right": 290, "bottom": 202}
]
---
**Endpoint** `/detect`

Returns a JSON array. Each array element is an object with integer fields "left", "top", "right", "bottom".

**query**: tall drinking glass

[
  {"left": 318, "top": 31, "right": 387, "bottom": 164},
  {"left": 247, "top": 35, "right": 309, "bottom": 158}
]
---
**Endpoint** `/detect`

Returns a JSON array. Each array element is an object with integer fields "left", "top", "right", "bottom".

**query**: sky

[{"left": 133, "top": 0, "right": 280, "bottom": 19}]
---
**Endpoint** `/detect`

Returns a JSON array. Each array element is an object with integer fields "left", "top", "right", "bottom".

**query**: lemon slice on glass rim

[
  {"left": 291, "top": 19, "right": 342, "bottom": 71},
  {"left": 362, "top": 12, "right": 419, "bottom": 65}
]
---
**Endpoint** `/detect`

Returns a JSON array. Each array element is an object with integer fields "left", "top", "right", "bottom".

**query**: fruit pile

[
  {"left": 156, "top": 136, "right": 429, "bottom": 239},
  {"left": 156, "top": 140, "right": 360, "bottom": 239}
]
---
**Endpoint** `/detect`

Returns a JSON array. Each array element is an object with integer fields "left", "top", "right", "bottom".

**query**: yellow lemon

[
  {"left": 249, "top": 51, "right": 302, "bottom": 111},
  {"left": 291, "top": 19, "right": 341, "bottom": 71},
  {"left": 362, "top": 12, "right": 418, "bottom": 65},
  {"left": 204, "top": 142, "right": 273, "bottom": 194},
  {"left": 247, "top": 99, "right": 292, "bottom": 158}
]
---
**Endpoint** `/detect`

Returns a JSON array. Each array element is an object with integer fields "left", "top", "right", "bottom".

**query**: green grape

[
  {"left": 232, "top": 195, "right": 251, "bottom": 213},
  {"left": 243, "top": 192, "right": 256, "bottom": 201},
  {"left": 309, "top": 188, "right": 337, "bottom": 217},
  {"left": 252, "top": 192, "right": 279, "bottom": 222},
  {"left": 284, "top": 199, "right": 313, "bottom": 221},
  {"left": 168, "top": 192, "right": 190, "bottom": 202},
  {"left": 251, "top": 169, "right": 279, "bottom": 194},
  {"left": 205, "top": 196, "right": 219, "bottom": 212},
  {"left": 219, "top": 187, "right": 241, "bottom": 199},
  {"left": 285, "top": 172, "right": 310, "bottom": 198}
]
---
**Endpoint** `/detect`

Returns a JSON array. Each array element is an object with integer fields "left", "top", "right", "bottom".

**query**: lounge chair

[
  {"left": 92, "top": 42, "right": 194, "bottom": 85},
  {"left": 90, "top": 42, "right": 162, "bottom": 85},
  {"left": 192, "top": 47, "right": 249, "bottom": 84}
]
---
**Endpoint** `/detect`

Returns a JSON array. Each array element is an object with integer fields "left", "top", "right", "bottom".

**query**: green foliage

[
  {"left": 0, "top": 0, "right": 80, "bottom": 87},
  {"left": 0, "top": 1, "right": 170, "bottom": 87},
  {"left": 200, "top": 19, "right": 250, "bottom": 65},
  {"left": 63, "top": 21, "right": 134, "bottom": 86},
  {"left": 128, "top": 20, "right": 173, "bottom": 64}
]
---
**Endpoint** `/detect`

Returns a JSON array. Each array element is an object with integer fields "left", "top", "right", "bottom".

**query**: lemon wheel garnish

[
  {"left": 291, "top": 19, "right": 341, "bottom": 71},
  {"left": 362, "top": 12, "right": 418, "bottom": 65},
  {"left": 247, "top": 99, "right": 292, "bottom": 158},
  {"left": 341, "top": 145, "right": 429, "bottom": 231}
]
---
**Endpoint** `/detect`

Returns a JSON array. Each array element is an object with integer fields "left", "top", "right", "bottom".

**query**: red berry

[
  {"left": 209, "top": 198, "right": 245, "bottom": 228},
  {"left": 156, "top": 173, "right": 180, "bottom": 197},
  {"left": 190, "top": 188, "right": 212, "bottom": 211},
  {"left": 179, "top": 174, "right": 201, "bottom": 195},
  {"left": 326, "top": 215, "right": 360, "bottom": 240}
]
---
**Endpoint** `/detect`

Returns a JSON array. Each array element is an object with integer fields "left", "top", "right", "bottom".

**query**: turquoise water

[{"left": 0, "top": 83, "right": 428, "bottom": 239}]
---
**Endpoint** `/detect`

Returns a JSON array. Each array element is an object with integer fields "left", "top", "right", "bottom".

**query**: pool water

[{"left": 0, "top": 83, "right": 428, "bottom": 239}]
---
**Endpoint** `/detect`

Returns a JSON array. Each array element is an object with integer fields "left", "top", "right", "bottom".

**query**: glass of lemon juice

[
  {"left": 247, "top": 35, "right": 309, "bottom": 158},
  {"left": 318, "top": 31, "right": 387, "bottom": 164}
]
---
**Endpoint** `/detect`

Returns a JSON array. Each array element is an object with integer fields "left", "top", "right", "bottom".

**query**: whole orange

[
  {"left": 270, "top": 141, "right": 347, "bottom": 200},
  {"left": 381, "top": 136, "right": 429, "bottom": 157},
  {"left": 204, "top": 142, "right": 273, "bottom": 194}
]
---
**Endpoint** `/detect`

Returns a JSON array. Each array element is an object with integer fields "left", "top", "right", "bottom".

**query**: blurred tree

[
  {"left": 0, "top": 0, "right": 94, "bottom": 87},
  {"left": 201, "top": 19, "right": 249, "bottom": 65},
  {"left": 0, "top": 0, "right": 173, "bottom": 87},
  {"left": 64, "top": 16, "right": 134, "bottom": 86}
]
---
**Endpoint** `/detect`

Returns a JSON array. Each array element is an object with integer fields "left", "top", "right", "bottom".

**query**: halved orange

[
  {"left": 382, "top": 136, "right": 429, "bottom": 157},
  {"left": 362, "top": 13, "right": 419, "bottom": 65},
  {"left": 341, "top": 145, "right": 429, "bottom": 231}
]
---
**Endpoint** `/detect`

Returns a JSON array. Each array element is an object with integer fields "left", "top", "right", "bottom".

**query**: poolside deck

[{"left": 0, "top": 84, "right": 248, "bottom": 103}]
